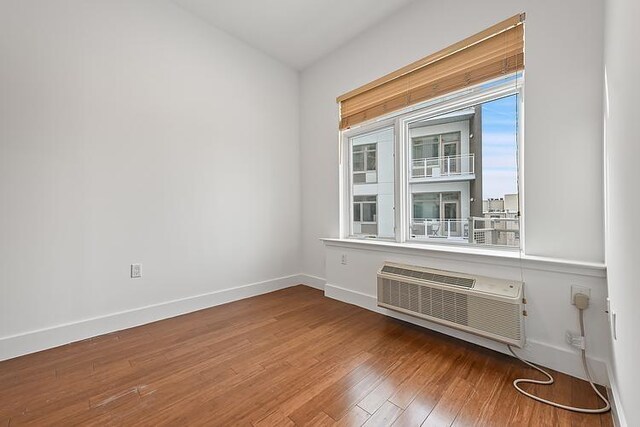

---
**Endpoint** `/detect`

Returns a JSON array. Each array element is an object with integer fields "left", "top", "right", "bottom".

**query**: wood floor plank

[
  {"left": 0, "top": 285, "right": 610, "bottom": 426},
  {"left": 599, "top": 408, "right": 614, "bottom": 427},
  {"left": 335, "top": 405, "right": 372, "bottom": 427},
  {"left": 569, "top": 378, "right": 609, "bottom": 427},
  {"left": 362, "top": 400, "right": 403, "bottom": 427},
  {"left": 253, "top": 409, "right": 296, "bottom": 427},
  {"left": 480, "top": 362, "right": 531, "bottom": 425},
  {"left": 451, "top": 355, "right": 507, "bottom": 426},
  {"left": 422, "top": 377, "right": 476, "bottom": 427},
  {"left": 520, "top": 376, "right": 569, "bottom": 426},
  {"left": 318, "top": 328, "right": 428, "bottom": 421},
  {"left": 390, "top": 349, "right": 465, "bottom": 426},
  {"left": 307, "top": 411, "right": 337, "bottom": 427},
  {"left": 388, "top": 342, "right": 463, "bottom": 410},
  {"left": 253, "top": 352, "right": 373, "bottom": 425},
  {"left": 357, "top": 339, "right": 432, "bottom": 414}
]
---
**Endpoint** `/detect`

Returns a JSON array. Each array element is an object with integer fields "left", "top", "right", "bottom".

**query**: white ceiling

[{"left": 172, "top": 0, "right": 415, "bottom": 70}]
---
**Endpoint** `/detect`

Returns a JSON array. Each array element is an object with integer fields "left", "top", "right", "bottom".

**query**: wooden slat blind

[{"left": 338, "top": 14, "right": 525, "bottom": 130}]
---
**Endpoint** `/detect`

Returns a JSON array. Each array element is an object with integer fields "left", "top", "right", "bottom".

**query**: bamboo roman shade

[{"left": 338, "top": 14, "right": 525, "bottom": 130}]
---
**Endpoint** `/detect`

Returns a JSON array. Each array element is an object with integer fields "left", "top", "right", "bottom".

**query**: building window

[
  {"left": 412, "top": 132, "right": 462, "bottom": 178},
  {"left": 352, "top": 143, "right": 377, "bottom": 184},
  {"left": 342, "top": 75, "right": 522, "bottom": 248},
  {"left": 348, "top": 127, "right": 395, "bottom": 238},
  {"left": 411, "top": 192, "right": 463, "bottom": 239},
  {"left": 353, "top": 195, "right": 377, "bottom": 236}
]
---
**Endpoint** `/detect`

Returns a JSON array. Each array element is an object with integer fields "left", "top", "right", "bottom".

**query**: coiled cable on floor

[{"left": 507, "top": 306, "right": 610, "bottom": 414}]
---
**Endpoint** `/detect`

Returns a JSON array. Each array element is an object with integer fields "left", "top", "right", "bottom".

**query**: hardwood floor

[{"left": 0, "top": 285, "right": 612, "bottom": 426}]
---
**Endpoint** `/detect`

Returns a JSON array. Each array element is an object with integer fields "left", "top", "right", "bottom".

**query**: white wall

[
  {"left": 0, "top": 0, "right": 300, "bottom": 355},
  {"left": 299, "top": 0, "right": 609, "bottom": 388},
  {"left": 604, "top": 0, "right": 640, "bottom": 423},
  {"left": 300, "top": 0, "right": 605, "bottom": 278}
]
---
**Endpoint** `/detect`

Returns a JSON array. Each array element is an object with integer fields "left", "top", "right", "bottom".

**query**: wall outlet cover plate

[
  {"left": 131, "top": 263, "right": 142, "bottom": 278},
  {"left": 570, "top": 285, "right": 590, "bottom": 305}
]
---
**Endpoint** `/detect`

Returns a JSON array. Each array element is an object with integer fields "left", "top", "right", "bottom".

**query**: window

[
  {"left": 352, "top": 143, "right": 377, "bottom": 184},
  {"left": 348, "top": 127, "right": 395, "bottom": 238},
  {"left": 412, "top": 192, "right": 463, "bottom": 239},
  {"left": 353, "top": 195, "right": 377, "bottom": 236},
  {"left": 342, "top": 75, "right": 522, "bottom": 248},
  {"left": 338, "top": 15, "right": 524, "bottom": 249},
  {"left": 411, "top": 132, "right": 461, "bottom": 178}
]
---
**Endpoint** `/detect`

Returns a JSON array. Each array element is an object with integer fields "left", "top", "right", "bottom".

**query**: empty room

[{"left": 1, "top": 0, "right": 638, "bottom": 425}]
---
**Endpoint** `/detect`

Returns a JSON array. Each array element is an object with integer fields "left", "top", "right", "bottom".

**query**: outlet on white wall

[
  {"left": 130, "top": 263, "right": 142, "bottom": 279},
  {"left": 570, "top": 285, "right": 591, "bottom": 305},
  {"left": 341, "top": 254, "right": 347, "bottom": 265}
]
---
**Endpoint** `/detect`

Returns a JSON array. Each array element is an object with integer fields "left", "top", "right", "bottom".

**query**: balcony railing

[
  {"left": 411, "top": 154, "right": 475, "bottom": 179},
  {"left": 411, "top": 216, "right": 520, "bottom": 247},
  {"left": 471, "top": 217, "right": 520, "bottom": 247},
  {"left": 411, "top": 219, "right": 470, "bottom": 240}
]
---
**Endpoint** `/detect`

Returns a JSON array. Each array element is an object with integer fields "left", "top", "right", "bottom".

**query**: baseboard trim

[
  {"left": 298, "top": 274, "right": 326, "bottom": 290},
  {"left": 606, "top": 363, "right": 627, "bottom": 427},
  {"left": 325, "top": 283, "right": 609, "bottom": 386},
  {"left": 0, "top": 274, "right": 309, "bottom": 362}
]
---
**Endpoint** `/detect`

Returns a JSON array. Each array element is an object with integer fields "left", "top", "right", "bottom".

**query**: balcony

[
  {"left": 411, "top": 216, "right": 519, "bottom": 247},
  {"left": 411, "top": 219, "right": 469, "bottom": 241},
  {"left": 411, "top": 154, "right": 475, "bottom": 181}
]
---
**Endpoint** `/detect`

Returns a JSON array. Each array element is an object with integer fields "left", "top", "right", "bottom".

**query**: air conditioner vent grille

[
  {"left": 380, "top": 265, "right": 475, "bottom": 288},
  {"left": 378, "top": 275, "right": 523, "bottom": 346}
]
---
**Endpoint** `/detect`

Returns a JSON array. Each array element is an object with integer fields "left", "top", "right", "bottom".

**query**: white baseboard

[
  {"left": 0, "top": 274, "right": 312, "bottom": 362},
  {"left": 606, "top": 363, "right": 628, "bottom": 427},
  {"left": 325, "top": 283, "right": 609, "bottom": 386},
  {"left": 298, "top": 274, "right": 326, "bottom": 290}
]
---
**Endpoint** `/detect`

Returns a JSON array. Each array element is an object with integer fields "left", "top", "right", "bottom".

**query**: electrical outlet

[
  {"left": 570, "top": 285, "right": 591, "bottom": 305},
  {"left": 130, "top": 263, "right": 141, "bottom": 278},
  {"left": 341, "top": 254, "right": 348, "bottom": 265}
]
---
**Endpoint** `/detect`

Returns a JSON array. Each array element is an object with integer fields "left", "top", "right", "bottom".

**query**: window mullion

[{"left": 395, "top": 117, "right": 406, "bottom": 243}]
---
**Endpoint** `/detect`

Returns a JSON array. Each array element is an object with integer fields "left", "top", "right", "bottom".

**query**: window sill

[{"left": 320, "top": 237, "right": 606, "bottom": 278}]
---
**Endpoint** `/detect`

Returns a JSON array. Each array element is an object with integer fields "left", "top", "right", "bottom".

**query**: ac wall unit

[{"left": 377, "top": 262, "right": 525, "bottom": 347}]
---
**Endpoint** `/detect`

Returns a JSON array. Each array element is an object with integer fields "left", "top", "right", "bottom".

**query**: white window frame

[
  {"left": 342, "top": 123, "right": 395, "bottom": 239},
  {"left": 340, "top": 75, "right": 524, "bottom": 250}
]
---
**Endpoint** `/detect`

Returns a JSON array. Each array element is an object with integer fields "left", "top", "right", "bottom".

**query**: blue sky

[{"left": 481, "top": 95, "right": 518, "bottom": 199}]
